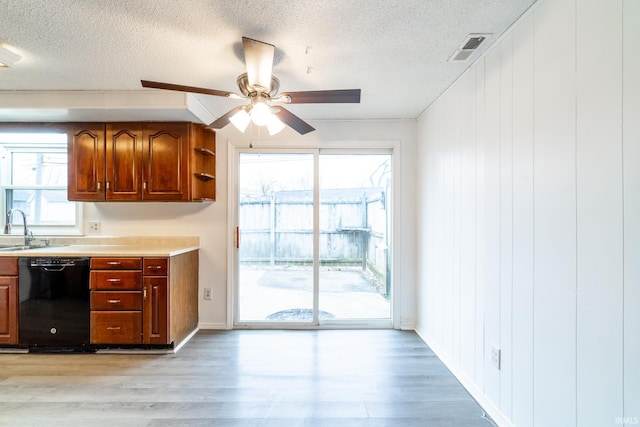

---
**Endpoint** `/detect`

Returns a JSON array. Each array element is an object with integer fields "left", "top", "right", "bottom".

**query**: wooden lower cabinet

[
  {"left": 143, "top": 276, "right": 168, "bottom": 344},
  {"left": 89, "top": 252, "right": 197, "bottom": 348},
  {"left": 0, "top": 257, "right": 18, "bottom": 345},
  {"left": 90, "top": 257, "right": 143, "bottom": 345},
  {"left": 91, "top": 311, "right": 142, "bottom": 344},
  {"left": 0, "top": 276, "right": 18, "bottom": 345}
]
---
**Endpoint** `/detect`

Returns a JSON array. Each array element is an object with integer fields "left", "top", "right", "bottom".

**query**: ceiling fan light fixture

[
  {"left": 267, "top": 114, "right": 285, "bottom": 135},
  {"left": 250, "top": 101, "right": 272, "bottom": 126},
  {"left": 230, "top": 107, "right": 251, "bottom": 132}
]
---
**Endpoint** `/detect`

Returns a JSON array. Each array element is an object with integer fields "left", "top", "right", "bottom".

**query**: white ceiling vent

[{"left": 448, "top": 34, "right": 491, "bottom": 62}]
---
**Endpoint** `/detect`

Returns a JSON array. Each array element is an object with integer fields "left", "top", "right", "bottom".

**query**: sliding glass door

[
  {"left": 318, "top": 154, "right": 391, "bottom": 321},
  {"left": 235, "top": 150, "right": 392, "bottom": 327},
  {"left": 237, "top": 152, "right": 315, "bottom": 324}
]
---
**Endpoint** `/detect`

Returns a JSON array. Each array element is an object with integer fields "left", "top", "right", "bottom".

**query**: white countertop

[{"left": 0, "top": 236, "right": 199, "bottom": 257}]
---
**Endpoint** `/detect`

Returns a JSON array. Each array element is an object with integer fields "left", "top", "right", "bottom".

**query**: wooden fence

[{"left": 239, "top": 188, "right": 389, "bottom": 279}]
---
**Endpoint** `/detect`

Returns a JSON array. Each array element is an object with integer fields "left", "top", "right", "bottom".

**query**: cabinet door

[
  {"left": 106, "top": 124, "right": 143, "bottom": 201},
  {"left": 0, "top": 276, "right": 18, "bottom": 344},
  {"left": 67, "top": 123, "right": 106, "bottom": 201},
  {"left": 143, "top": 277, "right": 168, "bottom": 344},
  {"left": 143, "top": 123, "right": 189, "bottom": 201}
]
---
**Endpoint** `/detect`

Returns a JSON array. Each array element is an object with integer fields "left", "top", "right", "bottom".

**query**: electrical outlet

[
  {"left": 491, "top": 345, "right": 501, "bottom": 370},
  {"left": 204, "top": 288, "right": 212, "bottom": 300},
  {"left": 88, "top": 221, "right": 101, "bottom": 234}
]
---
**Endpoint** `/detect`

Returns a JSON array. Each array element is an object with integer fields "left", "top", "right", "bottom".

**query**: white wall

[
  {"left": 415, "top": 0, "right": 640, "bottom": 426},
  {"left": 84, "top": 119, "right": 417, "bottom": 330}
]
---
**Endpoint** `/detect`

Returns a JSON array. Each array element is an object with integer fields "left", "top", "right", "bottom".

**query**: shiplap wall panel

[
  {"left": 418, "top": 109, "right": 435, "bottom": 342},
  {"left": 510, "top": 12, "right": 535, "bottom": 427},
  {"left": 532, "top": 0, "right": 577, "bottom": 424},
  {"left": 423, "top": 106, "right": 436, "bottom": 342},
  {"left": 459, "top": 68, "right": 478, "bottom": 380},
  {"left": 623, "top": 0, "right": 640, "bottom": 419},
  {"left": 499, "top": 35, "right": 514, "bottom": 418},
  {"left": 483, "top": 47, "right": 502, "bottom": 403},
  {"left": 429, "top": 97, "right": 445, "bottom": 344},
  {"left": 431, "top": 99, "right": 445, "bottom": 346},
  {"left": 576, "top": 0, "right": 624, "bottom": 425},
  {"left": 443, "top": 90, "right": 457, "bottom": 358},
  {"left": 474, "top": 61, "right": 487, "bottom": 389},
  {"left": 452, "top": 81, "right": 463, "bottom": 367},
  {"left": 416, "top": 0, "right": 640, "bottom": 425}
]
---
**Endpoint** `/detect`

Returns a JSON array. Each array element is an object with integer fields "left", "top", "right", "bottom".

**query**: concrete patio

[{"left": 238, "top": 266, "right": 391, "bottom": 322}]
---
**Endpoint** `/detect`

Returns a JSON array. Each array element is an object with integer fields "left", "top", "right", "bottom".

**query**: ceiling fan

[{"left": 141, "top": 37, "right": 361, "bottom": 135}]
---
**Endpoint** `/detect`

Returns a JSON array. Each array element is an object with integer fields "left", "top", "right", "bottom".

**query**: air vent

[{"left": 448, "top": 34, "right": 491, "bottom": 62}]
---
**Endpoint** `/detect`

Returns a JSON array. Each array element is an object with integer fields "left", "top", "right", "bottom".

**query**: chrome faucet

[{"left": 4, "top": 209, "right": 34, "bottom": 246}]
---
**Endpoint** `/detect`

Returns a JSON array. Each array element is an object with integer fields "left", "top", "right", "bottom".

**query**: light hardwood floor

[{"left": 0, "top": 330, "right": 495, "bottom": 426}]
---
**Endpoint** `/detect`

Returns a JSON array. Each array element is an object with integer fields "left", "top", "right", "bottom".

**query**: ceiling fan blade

[
  {"left": 275, "top": 107, "right": 315, "bottom": 135},
  {"left": 141, "top": 80, "right": 234, "bottom": 98},
  {"left": 209, "top": 106, "right": 246, "bottom": 129},
  {"left": 242, "top": 37, "right": 275, "bottom": 92},
  {"left": 279, "top": 89, "right": 361, "bottom": 104}
]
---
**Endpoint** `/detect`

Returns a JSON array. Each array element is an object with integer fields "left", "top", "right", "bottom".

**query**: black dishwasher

[{"left": 19, "top": 257, "right": 92, "bottom": 351}]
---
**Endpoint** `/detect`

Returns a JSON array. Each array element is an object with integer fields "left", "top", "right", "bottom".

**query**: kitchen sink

[{"left": 0, "top": 244, "right": 68, "bottom": 252}]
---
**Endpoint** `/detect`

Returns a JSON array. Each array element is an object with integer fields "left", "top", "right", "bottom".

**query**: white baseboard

[
  {"left": 173, "top": 328, "right": 199, "bottom": 352},
  {"left": 400, "top": 321, "right": 416, "bottom": 330},
  {"left": 198, "top": 322, "right": 231, "bottom": 330},
  {"left": 415, "top": 327, "right": 513, "bottom": 427}
]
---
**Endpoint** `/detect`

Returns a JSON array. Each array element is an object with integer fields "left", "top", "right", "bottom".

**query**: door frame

[{"left": 227, "top": 139, "right": 402, "bottom": 329}]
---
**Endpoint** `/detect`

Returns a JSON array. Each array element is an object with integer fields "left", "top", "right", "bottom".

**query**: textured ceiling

[{"left": 0, "top": 0, "right": 537, "bottom": 123}]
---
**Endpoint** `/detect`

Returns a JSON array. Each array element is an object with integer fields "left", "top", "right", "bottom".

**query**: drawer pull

[
  {"left": 107, "top": 299, "right": 121, "bottom": 304},
  {"left": 106, "top": 278, "right": 122, "bottom": 282},
  {"left": 106, "top": 261, "right": 121, "bottom": 265},
  {"left": 147, "top": 265, "right": 163, "bottom": 270},
  {"left": 106, "top": 326, "right": 121, "bottom": 331}
]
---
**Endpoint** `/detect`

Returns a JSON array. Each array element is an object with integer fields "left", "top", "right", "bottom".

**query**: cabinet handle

[
  {"left": 143, "top": 286, "right": 147, "bottom": 300},
  {"left": 106, "top": 181, "right": 110, "bottom": 191},
  {"left": 143, "top": 182, "right": 147, "bottom": 191},
  {"left": 106, "top": 278, "right": 122, "bottom": 283},
  {"left": 106, "top": 326, "right": 121, "bottom": 331},
  {"left": 107, "top": 299, "right": 121, "bottom": 304},
  {"left": 147, "top": 265, "right": 162, "bottom": 270},
  {"left": 97, "top": 181, "right": 102, "bottom": 191},
  {"left": 106, "top": 261, "right": 121, "bottom": 265}
]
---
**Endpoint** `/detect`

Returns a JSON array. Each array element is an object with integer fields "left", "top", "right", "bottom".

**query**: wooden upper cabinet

[
  {"left": 143, "top": 123, "right": 189, "bottom": 201},
  {"left": 106, "top": 124, "right": 143, "bottom": 201},
  {"left": 67, "top": 123, "right": 106, "bottom": 201},
  {"left": 68, "top": 121, "right": 215, "bottom": 202}
]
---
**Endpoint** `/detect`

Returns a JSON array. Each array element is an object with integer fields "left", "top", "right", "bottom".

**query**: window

[{"left": 0, "top": 133, "right": 82, "bottom": 235}]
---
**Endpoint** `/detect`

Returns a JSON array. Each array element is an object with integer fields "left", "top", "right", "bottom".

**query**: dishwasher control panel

[{"left": 29, "top": 257, "right": 90, "bottom": 267}]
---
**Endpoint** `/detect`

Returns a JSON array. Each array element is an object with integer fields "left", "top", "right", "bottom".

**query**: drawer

[
  {"left": 143, "top": 258, "right": 168, "bottom": 276},
  {"left": 91, "top": 311, "right": 142, "bottom": 344},
  {"left": 91, "top": 291, "right": 142, "bottom": 311},
  {"left": 91, "top": 258, "right": 142, "bottom": 270},
  {"left": 90, "top": 271, "right": 142, "bottom": 290}
]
